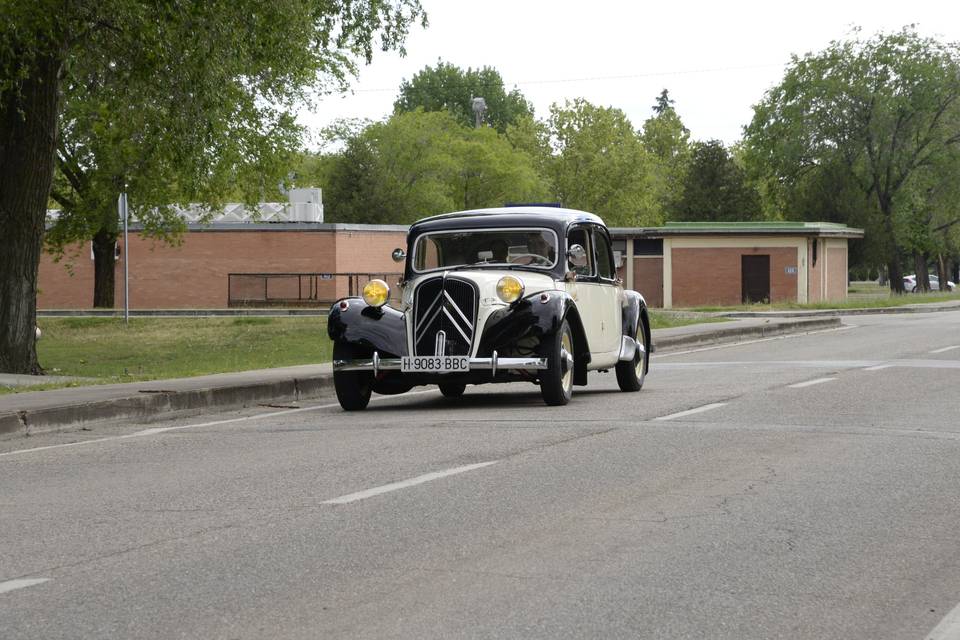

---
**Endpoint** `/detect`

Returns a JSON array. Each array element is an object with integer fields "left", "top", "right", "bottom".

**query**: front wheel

[
  {"left": 539, "top": 320, "right": 574, "bottom": 406},
  {"left": 333, "top": 341, "right": 373, "bottom": 411},
  {"left": 616, "top": 315, "right": 648, "bottom": 392}
]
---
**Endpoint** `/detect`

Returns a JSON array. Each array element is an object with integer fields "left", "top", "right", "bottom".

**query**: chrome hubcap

[
  {"left": 635, "top": 343, "right": 645, "bottom": 379},
  {"left": 560, "top": 331, "right": 573, "bottom": 392}
]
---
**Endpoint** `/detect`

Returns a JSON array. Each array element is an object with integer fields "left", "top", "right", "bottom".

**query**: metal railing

[{"left": 227, "top": 272, "right": 402, "bottom": 307}]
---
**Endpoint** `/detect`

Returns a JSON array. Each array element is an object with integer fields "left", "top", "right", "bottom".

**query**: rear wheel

[
  {"left": 439, "top": 382, "right": 466, "bottom": 398},
  {"left": 333, "top": 341, "right": 373, "bottom": 411},
  {"left": 539, "top": 320, "right": 574, "bottom": 406},
  {"left": 615, "top": 315, "right": 648, "bottom": 392}
]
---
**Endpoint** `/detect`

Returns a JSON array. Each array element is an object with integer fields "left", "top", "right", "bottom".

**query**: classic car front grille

[{"left": 413, "top": 276, "right": 477, "bottom": 356}]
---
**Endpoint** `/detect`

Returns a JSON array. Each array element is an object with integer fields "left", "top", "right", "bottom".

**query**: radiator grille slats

[{"left": 413, "top": 276, "right": 477, "bottom": 356}]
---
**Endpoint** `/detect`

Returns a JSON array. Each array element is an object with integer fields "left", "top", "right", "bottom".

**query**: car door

[
  {"left": 590, "top": 225, "right": 623, "bottom": 356},
  {"left": 565, "top": 225, "right": 619, "bottom": 366}
]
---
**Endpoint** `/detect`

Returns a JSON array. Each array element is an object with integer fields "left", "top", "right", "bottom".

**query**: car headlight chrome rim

[
  {"left": 362, "top": 279, "right": 390, "bottom": 307},
  {"left": 496, "top": 275, "right": 525, "bottom": 303}
]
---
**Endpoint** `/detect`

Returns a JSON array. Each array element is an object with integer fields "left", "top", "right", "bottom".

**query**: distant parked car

[{"left": 903, "top": 274, "right": 956, "bottom": 292}]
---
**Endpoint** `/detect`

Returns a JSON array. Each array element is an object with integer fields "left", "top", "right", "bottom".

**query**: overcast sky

[{"left": 299, "top": 0, "right": 960, "bottom": 148}]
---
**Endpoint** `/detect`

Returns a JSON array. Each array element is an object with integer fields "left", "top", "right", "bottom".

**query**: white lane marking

[
  {"left": 926, "top": 600, "right": 960, "bottom": 640},
  {"left": 788, "top": 377, "right": 837, "bottom": 389},
  {"left": 0, "top": 389, "right": 441, "bottom": 459},
  {"left": 929, "top": 345, "right": 959, "bottom": 354},
  {"left": 659, "top": 359, "right": 877, "bottom": 369},
  {"left": 652, "top": 324, "right": 854, "bottom": 359},
  {"left": 322, "top": 461, "right": 499, "bottom": 505},
  {"left": 0, "top": 578, "right": 49, "bottom": 594},
  {"left": 654, "top": 403, "right": 727, "bottom": 421},
  {"left": 863, "top": 364, "right": 894, "bottom": 371}
]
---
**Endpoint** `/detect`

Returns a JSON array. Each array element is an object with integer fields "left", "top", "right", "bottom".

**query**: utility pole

[{"left": 118, "top": 189, "right": 130, "bottom": 325}]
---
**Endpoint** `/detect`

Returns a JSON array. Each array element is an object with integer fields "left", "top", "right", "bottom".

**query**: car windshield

[{"left": 412, "top": 228, "right": 558, "bottom": 272}]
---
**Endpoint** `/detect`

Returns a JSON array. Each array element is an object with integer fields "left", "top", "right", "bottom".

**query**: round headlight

[
  {"left": 496, "top": 275, "right": 525, "bottom": 303},
  {"left": 362, "top": 279, "right": 390, "bottom": 307}
]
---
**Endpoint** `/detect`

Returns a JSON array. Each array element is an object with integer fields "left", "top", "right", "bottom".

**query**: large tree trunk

[
  {"left": 92, "top": 227, "right": 117, "bottom": 308},
  {"left": 914, "top": 253, "right": 930, "bottom": 292},
  {"left": 0, "top": 51, "right": 63, "bottom": 374},
  {"left": 936, "top": 253, "right": 949, "bottom": 293},
  {"left": 879, "top": 197, "right": 905, "bottom": 294}
]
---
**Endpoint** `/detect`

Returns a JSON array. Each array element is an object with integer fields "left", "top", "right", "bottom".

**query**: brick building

[
  {"left": 611, "top": 222, "right": 864, "bottom": 308},
  {"left": 38, "top": 220, "right": 862, "bottom": 310},
  {"left": 38, "top": 223, "right": 407, "bottom": 309}
]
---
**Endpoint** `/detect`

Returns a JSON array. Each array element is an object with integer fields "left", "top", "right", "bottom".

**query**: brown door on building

[{"left": 741, "top": 255, "right": 770, "bottom": 303}]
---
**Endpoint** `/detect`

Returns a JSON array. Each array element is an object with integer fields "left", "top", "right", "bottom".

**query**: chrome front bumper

[{"left": 333, "top": 351, "right": 548, "bottom": 376}]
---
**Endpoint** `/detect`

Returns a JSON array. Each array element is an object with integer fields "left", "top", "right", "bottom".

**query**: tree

[
  {"left": 394, "top": 61, "right": 532, "bottom": 132},
  {"left": 744, "top": 27, "right": 960, "bottom": 292},
  {"left": 548, "top": 99, "right": 657, "bottom": 226},
  {"left": 48, "top": 56, "right": 301, "bottom": 307},
  {"left": 652, "top": 88, "right": 674, "bottom": 115},
  {"left": 641, "top": 90, "right": 691, "bottom": 219},
  {"left": 0, "top": 0, "right": 425, "bottom": 374},
  {"left": 672, "top": 140, "right": 762, "bottom": 222},
  {"left": 322, "top": 109, "right": 549, "bottom": 224}
]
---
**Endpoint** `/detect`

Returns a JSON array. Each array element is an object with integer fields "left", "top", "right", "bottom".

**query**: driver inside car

[{"left": 516, "top": 232, "right": 554, "bottom": 265}]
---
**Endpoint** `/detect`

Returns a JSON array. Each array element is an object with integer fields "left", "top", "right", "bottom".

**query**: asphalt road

[{"left": 2, "top": 311, "right": 960, "bottom": 639}]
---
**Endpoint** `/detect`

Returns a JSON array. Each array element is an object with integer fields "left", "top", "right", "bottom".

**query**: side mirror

[
  {"left": 567, "top": 244, "right": 588, "bottom": 268},
  {"left": 391, "top": 248, "right": 406, "bottom": 263}
]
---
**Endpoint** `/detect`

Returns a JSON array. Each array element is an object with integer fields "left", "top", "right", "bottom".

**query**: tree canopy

[
  {"left": 673, "top": 140, "right": 762, "bottom": 222},
  {"left": 394, "top": 61, "right": 532, "bottom": 132},
  {"left": 0, "top": 0, "right": 425, "bottom": 373},
  {"left": 744, "top": 26, "right": 960, "bottom": 290},
  {"left": 321, "top": 109, "right": 549, "bottom": 224},
  {"left": 547, "top": 98, "right": 658, "bottom": 226}
]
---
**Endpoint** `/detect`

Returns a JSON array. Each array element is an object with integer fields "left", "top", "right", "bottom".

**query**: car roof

[{"left": 409, "top": 207, "right": 606, "bottom": 236}]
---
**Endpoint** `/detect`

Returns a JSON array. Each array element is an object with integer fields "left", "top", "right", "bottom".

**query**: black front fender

[
  {"left": 327, "top": 299, "right": 408, "bottom": 357},
  {"left": 622, "top": 289, "right": 651, "bottom": 366},
  {"left": 622, "top": 290, "right": 646, "bottom": 339},
  {"left": 475, "top": 291, "right": 573, "bottom": 357}
]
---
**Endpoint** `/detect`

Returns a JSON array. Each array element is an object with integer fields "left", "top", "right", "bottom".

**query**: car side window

[
  {"left": 593, "top": 227, "right": 615, "bottom": 280},
  {"left": 567, "top": 226, "right": 595, "bottom": 278}
]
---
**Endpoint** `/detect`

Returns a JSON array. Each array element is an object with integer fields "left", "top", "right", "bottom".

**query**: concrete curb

[
  {"left": 1, "top": 317, "right": 841, "bottom": 439},
  {"left": 653, "top": 317, "right": 842, "bottom": 352},
  {"left": 0, "top": 375, "right": 335, "bottom": 438}
]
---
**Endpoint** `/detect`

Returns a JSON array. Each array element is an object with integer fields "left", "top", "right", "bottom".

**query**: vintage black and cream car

[{"left": 328, "top": 207, "right": 651, "bottom": 410}]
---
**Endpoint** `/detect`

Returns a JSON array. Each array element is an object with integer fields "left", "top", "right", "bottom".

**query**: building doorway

[{"left": 741, "top": 255, "right": 770, "bottom": 303}]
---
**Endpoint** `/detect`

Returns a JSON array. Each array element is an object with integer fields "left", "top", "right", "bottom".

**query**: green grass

[
  {"left": 689, "top": 285, "right": 960, "bottom": 313},
  {"left": 5, "top": 312, "right": 724, "bottom": 394},
  {"left": 647, "top": 311, "right": 729, "bottom": 330},
  {"left": 32, "top": 316, "right": 332, "bottom": 384}
]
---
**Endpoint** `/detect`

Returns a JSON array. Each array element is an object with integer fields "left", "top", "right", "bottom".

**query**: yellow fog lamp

[
  {"left": 362, "top": 279, "right": 390, "bottom": 307},
  {"left": 496, "top": 275, "right": 525, "bottom": 303}
]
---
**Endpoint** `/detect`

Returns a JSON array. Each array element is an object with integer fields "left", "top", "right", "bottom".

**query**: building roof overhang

[{"left": 609, "top": 221, "right": 864, "bottom": 240}]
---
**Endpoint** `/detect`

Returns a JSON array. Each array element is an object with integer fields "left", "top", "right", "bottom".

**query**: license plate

[{"left": 400, "top": 356, "right": 470, "bottom": 373}]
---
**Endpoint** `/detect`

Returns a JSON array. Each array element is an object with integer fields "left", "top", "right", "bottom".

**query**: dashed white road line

[
  {"left": 654, "top": 403, "right": 727, "bottom": 421},
  {"left": 0, "top": 578, "right": 49, "bottom": 594},
  {"left": 929, "top": 345, "right": 959, "bottom": 354},
  {"left": 788, "top": 377, "right": 837, "bottom": 389},
  {"left": 925, "top": 600, "right": 960, "bottom": 640},
  {"left": 322, "top": 461, "right": 499, "bottom": 505},
  {"left": 0, "top": 389, "right": 441, "bottom": 459},
  {"left": 863, "top": 364, "right": 895, "bottom": 371}
]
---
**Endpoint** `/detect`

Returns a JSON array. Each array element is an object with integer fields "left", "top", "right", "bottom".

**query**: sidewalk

[{"left": 0, "top": 316, "right": 840, "bottom": 438}]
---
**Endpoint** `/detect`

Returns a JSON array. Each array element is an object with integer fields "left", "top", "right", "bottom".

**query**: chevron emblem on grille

[{"left": 414, "top": 277, "right": 476, "bottom": 356}]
